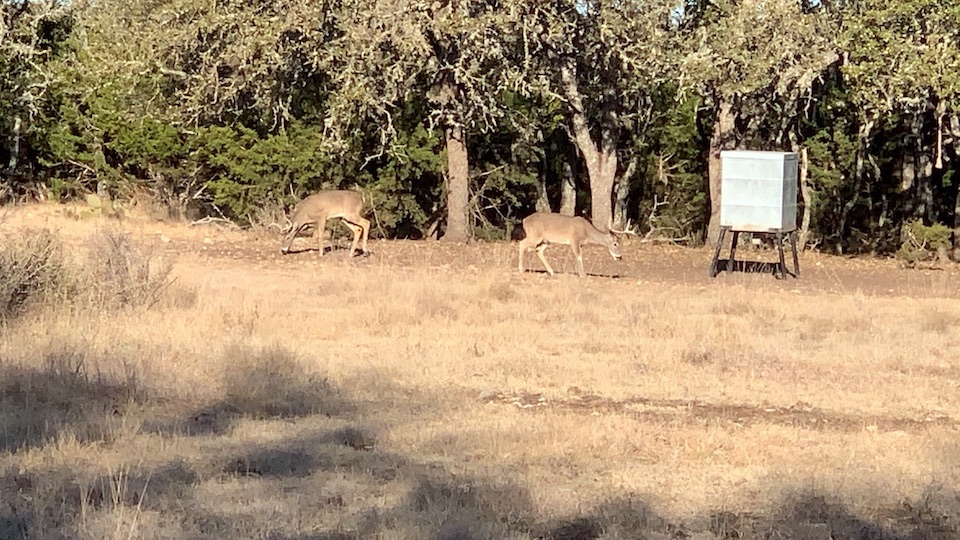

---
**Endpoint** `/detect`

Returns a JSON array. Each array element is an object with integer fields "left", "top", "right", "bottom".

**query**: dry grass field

[{"left": 3, "top": 202, "right": 960, "bottom": 540}]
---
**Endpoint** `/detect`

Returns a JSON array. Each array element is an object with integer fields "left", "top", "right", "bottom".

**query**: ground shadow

[
  {"left": 521, "top": 269, "right": 625, "bottom": 279},
  {"left": 715, "top": 258, "right": 798, "bottom": 279},
  {"left": 149, "top": 344, "right": 357, "bottom": 437},
  {"left": 0, "top": 352, "right": 149, "bottom": 452},
  {"left": 0, "top": 340, "right": 354, "bottom": 452},
  {"left": 702, "top": 490, "right": 960, "bottom": 539},
  {"left": 4, "top": 352, "right": 959, "bottom": 539},
  {"left": 282, "top": 245, "right": 372, "bottom": 258}
]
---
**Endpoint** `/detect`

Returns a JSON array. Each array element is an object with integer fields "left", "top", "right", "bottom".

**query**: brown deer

[
  {"left": 518, "top": 212, "right": 634, "bottom": 278},
  {"left": 281, "top": 190, "right": 370, "bottom": 257}
]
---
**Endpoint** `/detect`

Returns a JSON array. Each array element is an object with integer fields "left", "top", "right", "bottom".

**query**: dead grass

[{"left": 3, "top": 211, "right": 960, "bottom": 539}]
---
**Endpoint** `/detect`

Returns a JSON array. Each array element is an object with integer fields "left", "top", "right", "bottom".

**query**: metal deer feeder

[{"left": 709, "top": 150, "right": 800, "bottom": 279}]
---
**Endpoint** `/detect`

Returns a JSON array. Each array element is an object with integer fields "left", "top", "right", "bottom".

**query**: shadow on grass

[
  {"left": 0, "top": 342, "right": 353, "bottom": 452},
  {"left": 154, "top": 343, "right": 357, "bottom": 437},
  {"left": 4, "top": 344, "right": 960, "bottom": 539},
  {"left": 0, "top": 349, "right": 149, "bottom": 453},
  {"left": 714, "top": 259, "right": 798, "bottom": 279},
  {"left": 4, "top": 435, "right": 960, "bottom": 539},
  {"left": 521, "top": 269, "right": 626, "bottom": 279}
]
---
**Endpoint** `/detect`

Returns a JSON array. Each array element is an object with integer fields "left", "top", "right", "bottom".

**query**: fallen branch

[{"left": 189, "top": 216, "right": 240, "bottom": 229}]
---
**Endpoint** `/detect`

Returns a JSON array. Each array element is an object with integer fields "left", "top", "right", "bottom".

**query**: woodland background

[{"left": 2, "top": 0, "right": 959, "bottom": 255}]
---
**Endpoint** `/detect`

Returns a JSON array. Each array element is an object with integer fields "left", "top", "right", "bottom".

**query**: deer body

[
  {"left": 281, "top": 190, "right": 370, "bottom": 257},
  {"left": 518, "top": 212, "right": 623, "bottom": 278}
]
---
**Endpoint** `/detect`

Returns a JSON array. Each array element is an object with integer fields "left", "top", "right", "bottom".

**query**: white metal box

[{"left": 720, "top": 150, "right": 798, "bottom": 232}]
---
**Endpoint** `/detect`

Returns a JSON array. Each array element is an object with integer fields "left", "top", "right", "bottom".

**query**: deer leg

[
  {"left": 518, "top": 237, "right": 536, "bottom": 273},
  {"left": 518, "top": 241, "right": 528, "bottom": 273},
  {"left": 571, "top": 243, "right": 585, "bottom": 278},
  {"left": 343, "top": 220, "right": 363, "bottom": 256},
  {"left": 314, "top": 214, "right": 329, "bottom": 256},
  {"left": 343, "top": 213, "right": 370, "bottom": 256},
  {"left": 536, "top": 244, "right": 555, "bottom": 276},
  {"left": 357, "top": 216, "right": 371, "bottom": 254}
]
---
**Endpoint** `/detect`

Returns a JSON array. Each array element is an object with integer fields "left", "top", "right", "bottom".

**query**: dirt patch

[{"left": 7, "top": 202, "right": 960, "bottom": 300}]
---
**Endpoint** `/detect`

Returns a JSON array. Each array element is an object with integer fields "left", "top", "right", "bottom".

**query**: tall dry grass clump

[
  {"left": 0, "top": 226, "right": 181, "bottom": 321},
  {"left": 0, "top": 228, "right": 75, "bottom": 320},
  {"left": 83, "top": 228, "right": 174, "bottom": 310}
]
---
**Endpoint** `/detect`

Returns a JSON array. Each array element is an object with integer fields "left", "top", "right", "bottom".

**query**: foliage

[
  {"left": 3, "top": 0, "right": 960, "bottom": 262},
  {"left": 635, "top": 89, "right": 708, "bottom": 241},
  {"left": 680, "top": 0, "right": 838, "bottom": 104},
  {"left": 801, "top": 81, "right": 860, "bottom": 249},
  {"left": 362, "top": 118, "right": 445, "bottom": 238},
  {"left": 193, "top": 123, "right": 339, "bottom": 222},
  {"left": 842, "top": 0, "right": 960, "bottom": 119},
  {"left": 895, "top": 220, "right": 952, "bottom": 266},
  {"left": 0, "top": 1, "right": 75, "bottom": 196},
  {"left": 38, "top": 79, "right": 191, "bottom": 200}
]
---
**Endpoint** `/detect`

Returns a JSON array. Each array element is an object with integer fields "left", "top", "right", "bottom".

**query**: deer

[
  {"left": 517, "top": 212, "right": 635, "bottom": 278},
  {"left": 280, "top": 190, "right": 370, "bottom": 257}
]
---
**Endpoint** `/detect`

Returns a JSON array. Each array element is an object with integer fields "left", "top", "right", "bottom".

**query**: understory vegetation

[{"left": 1, "top": 0, "right": 958, "bottom": 254}]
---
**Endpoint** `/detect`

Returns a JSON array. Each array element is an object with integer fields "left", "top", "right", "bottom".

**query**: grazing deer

[
  {"left": 281, "top": 190, "right": 370, "bottom": 257},
  {"left": 518, "top": 212, "right": 634, "bottom": 278}
]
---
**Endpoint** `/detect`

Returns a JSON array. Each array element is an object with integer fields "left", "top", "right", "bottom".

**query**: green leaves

[
  {"left": 680, "top": 0, "right": 838, "bottom": 102},
  {"left": 842, "top": 0, "right": 960, "bottom": 117},
  {"left": 194, "top": 124, "right": 337, "bottom": 221}
]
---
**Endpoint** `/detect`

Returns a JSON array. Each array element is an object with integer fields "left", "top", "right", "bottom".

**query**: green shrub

[{"left": 895, "top": 220, "right": 952, "bottom": 267}]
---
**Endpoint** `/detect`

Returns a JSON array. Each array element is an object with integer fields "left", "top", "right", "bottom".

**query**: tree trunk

[
  {"left": 535, "top": 166, "right": 551, "bottom": 213},
  {"left": 918, "top": 146, "right": 934, "bottom": 225},
  {"left": 839, "top": 118, "right": 874, "bottom": 252},
  {"left": 707, "top": 97, "right": 736, "bottom": 245},
  {"left": 613, "top": 156, "right": 638, "bottom": 230},
  {"left": 7, "top": 116, "right": 21, "bottom": 172},
  {"left": 442, "top": 122, "right": 471, "bottom": 242},
  {"left": 559, "top": 55, "right": 618, "bottom": 230},
  {"left": 950, "top": 115, "right": 960, "bottom": 258},
  {"left": 906, "top": 113, "right": 934, "bottom": 225},
  {"left": 798, "top": 147, "right": 812, "bottom": 251},
  {"left": 560, "top": 160, "right": 576, "bottom": 216},
  {"left": 901, "top": 149, "right": 917, "bottom": 220}
]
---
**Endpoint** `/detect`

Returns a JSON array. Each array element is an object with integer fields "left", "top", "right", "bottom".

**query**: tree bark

[
  {"left": 901, "top": 149, "right": 916, "bottom": 219},
  {"left": 839, "top": 118, "right": 874, "bottom": 252},
  {"left": 613, "top": 156, "right": 638, "bottom": 230},
  {"left": 797, "top": 147, "right": 812, "bottom": 251},
  {"left": 559, "top": 55, "right": 618, "bottom": 230},
  {"left": 560, "top": 160, "right": 576, "bottom": 216},
  {"left": 442, "top": 122, "right": 471, "bottom": 242},
  {"left": 950, "top": 115, "right": 960, "bottom": 257},
  {"left": 535, "top": 165, "right": 551, "bottom": 213},
  {"left": 918, "top": 145, "right": 934, "bottom": 225},
  {"left": 906, "top": 113, "right": 935, "bottom": 225},
  {"left": 7, "top": 116, "right": 21, "bottom": 172},
  {"left": 707, "top": 97, "right": 736, "bottom": 245}
]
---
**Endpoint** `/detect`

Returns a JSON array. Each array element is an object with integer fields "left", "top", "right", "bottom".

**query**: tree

[
  {"left": 512, "top": 0, "right": 678, "bottom": 229},
  {"left": 1, "top": 0, "right": 72, "bottom": 197},
  {"left": 322, "top": 0, "right": 520, "bottom": 242},
  {"left": 680, "top": 0, "right": 839, "bottom": 244},
  {"left": 842, "top": 0, "right": 960, "bottom": 253}
]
